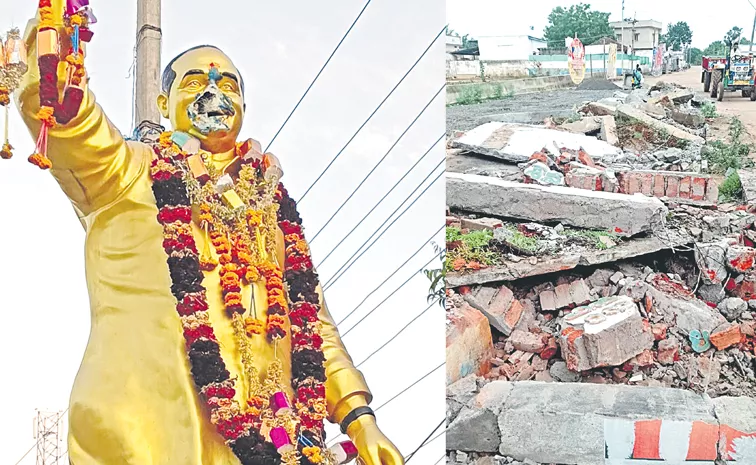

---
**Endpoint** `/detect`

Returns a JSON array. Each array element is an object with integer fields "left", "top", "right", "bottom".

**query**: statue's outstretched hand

[{"left": 347, "top": 416, "right": 404, "bottom": 465}]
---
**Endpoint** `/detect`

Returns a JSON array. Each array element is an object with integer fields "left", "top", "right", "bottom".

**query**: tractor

[
  {"left": 710, "top": 41, "right": 756, "bottom": 101},
  {"left": 702, "top": 56, "right": 726, "bottom": 92}
]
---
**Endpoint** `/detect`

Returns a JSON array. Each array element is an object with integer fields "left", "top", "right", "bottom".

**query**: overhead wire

[
  {"left": 317, "top": 134, "right": 444, "bottom": 267},
  {"left": 356, "top": 301, "right": 435, "bottom": 368},
  {"left": 13, "top": 408, "right": 69, "bottom": 465},
  {"left": 324, "top": 166, "right": 444, "bottom": 291},
  {"left": 309, "top": 83, "right": 446, "bottom": 243},
  {"left": 341, "top": 252, "right": 441, "bottom": 338},
  {"left": 298, "top": 25, "right": 447, "bottom": 203},
  {"left": 404, "top": 418, "right": 446, "bottom": 462},
  {"left": 336, "top": 224, "right": 444, "bottom": 327},
  {"left": 374, "top": 361, "right": 444, "bottom": 412},
  {"left": 264, "top": 0, "right": 374, "bottom": 152}
]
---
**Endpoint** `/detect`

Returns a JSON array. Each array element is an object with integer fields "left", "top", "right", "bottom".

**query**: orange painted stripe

[
  {"left": 686, "top": 421, "right": 719, "bottom": 461},
  {"left": 632, "top": 419, "right": 662, "bottom": 459},
  {"left": 719, "top": 425, "right": 756, "bottom": 460}
]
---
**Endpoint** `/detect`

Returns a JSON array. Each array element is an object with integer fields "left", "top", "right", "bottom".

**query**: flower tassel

[
  {"left": 28, "top": 106, "right": 55, "bottom": 170},
  {"left": 1, "top": 105, "right": 12, "bottom": 160}
]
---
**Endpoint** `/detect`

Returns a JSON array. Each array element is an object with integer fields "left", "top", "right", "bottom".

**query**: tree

[
  {"left": 704, "top": 40, "right": 728, "bottom": 57},
  {"left": 543, "top": 3, "right": 614, "bottom": 48},
  {"left": 661, "top": 21, "right": 692, "bottom": 51},
  {"left": 689, "top": 47, "right": 703, "bottom": 65}
]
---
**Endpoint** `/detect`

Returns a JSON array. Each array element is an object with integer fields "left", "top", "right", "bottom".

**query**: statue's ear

[{"left": 156, "top": 93, "right": 170, "bottom": 119}]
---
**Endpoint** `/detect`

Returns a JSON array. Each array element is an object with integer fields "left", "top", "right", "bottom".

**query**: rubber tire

[
  {"left": 744, "top": 89, "right": 751, "bottom": 98},
  {"left": 702, "top": 71, "right": 705, "bottom": 83},
  {"left": 704, "top": 72, "right": 711, "bottom": 92},
  {"left": 711, "top": 71, "right": 720, "bottom": 98},
  {"left": 718, "top": 81, "right": 725, "bottom": 102},
  {"left": 750, "top": 86, "right": 756, "bottom": 101}
]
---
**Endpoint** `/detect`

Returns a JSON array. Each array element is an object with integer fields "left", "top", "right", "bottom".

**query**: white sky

[
  {"left": 0, "top": 1, "right": 445, "bottom": 463},
  {"left": 448, "top": 0, "right": 756, "bottom": 49}
]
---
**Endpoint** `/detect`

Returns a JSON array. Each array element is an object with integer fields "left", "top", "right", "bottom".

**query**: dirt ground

[{"left": 645, "top": 67, "right": 756, "bottom": 145}]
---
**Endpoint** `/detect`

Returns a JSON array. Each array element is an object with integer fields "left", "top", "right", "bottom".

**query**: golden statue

[{"left": 12, "top": 1, "right": 404, "bottom": 464}]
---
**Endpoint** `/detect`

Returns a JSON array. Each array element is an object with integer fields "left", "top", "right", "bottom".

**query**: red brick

[
  {"left": 639, "top": 173, "right": 654, "bottom": 196},
  {"left": 653, "top": 174, "right": 666, "bottom": 197},
  {"left": 510, "top": 329, "right": 547, "bottom": 353},
  {"left": 629, "top": 349, "right": 655, "bottom": 367},
  {"left": 554, "top": 283, "right": 574, "bottom": 309},
  {"left": 657, "top": 338, "right": 680, "bottom": 365},
  {"left": 652, "top": 323, "right": 668, "bottom": 341},
  {"left": 679, "top": 176, "right": 692, "bottom": 199},
  {"left": 691, "top": 177, "right": 707, "bottom": 201},
  {"left": 577, "top": 150, "right": 596, "bottom": 167},
  {"left": 665, "top": 176, "right": 680, "bottom": 198},
  {"left": 705, "top": 179, "right": 719, "bottom": 203},
  {"left": 539, "top": 336, "right": 559, "bottom": 360},
  {"left": 530, "top": 152, "right": 550, "bottom": 164},
  {"left": 627, "top": 172, "right": 642, "bottom": 194},
  {"left": 461, "top": 217, "right": 503, "bottom": 231},
  {"left": 710, "top": 324, "right": 743, "bottom": 350},
  {"left": 446, "top": 216, "right": 461, "bottom": 226}
]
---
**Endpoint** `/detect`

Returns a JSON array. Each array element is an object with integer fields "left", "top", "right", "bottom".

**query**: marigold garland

[{"left": 150, "top": 132, "right": 331, "bottom": 465}]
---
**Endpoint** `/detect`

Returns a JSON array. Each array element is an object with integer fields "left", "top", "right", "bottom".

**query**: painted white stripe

[
  {"left": 731, "top": 436, "right": 756, "bottom": 464},
  {"left": 658, "top": 420, "right": 693, "bottom": 462},
  {"left": 604, "top": 418, "right": 635, "bottom": 463}
]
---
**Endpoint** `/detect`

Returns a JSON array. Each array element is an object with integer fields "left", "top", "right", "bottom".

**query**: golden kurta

[{"left": 14, "top": 17, "right": 374, "bottom": 465}]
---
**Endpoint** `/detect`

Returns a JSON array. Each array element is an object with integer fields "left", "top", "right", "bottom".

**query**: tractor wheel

[
  {"left": 718, "top": 82, "right": 725, "bottom": 102},
  {"left": 750, "top": 86, "right": 756, "bottom": 101},
  {"left": 704, "top": 72, "right": 712, "bottom": 92},
  {"left": 711, "top": 71, "right": 721, "bottom": 98},
  {"left": 744, "top": 89, "right": 751, "bottom": 98},
  {"left": 702, "top": 71, "right": 705, "bottom": 83}
]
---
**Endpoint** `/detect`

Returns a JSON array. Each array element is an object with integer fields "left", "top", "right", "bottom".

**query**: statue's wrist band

[{"left": 340, "top": 406, "right": 375, "bottom": 434}]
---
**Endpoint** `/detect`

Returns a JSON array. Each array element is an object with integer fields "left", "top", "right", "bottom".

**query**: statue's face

[{"left": 157, "top": 47, "right": 244, "bottom": 153}]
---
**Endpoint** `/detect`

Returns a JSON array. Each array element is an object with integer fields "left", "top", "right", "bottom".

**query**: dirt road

[{"left": 645, "top": 67, "right": 756, "bottom": 142}]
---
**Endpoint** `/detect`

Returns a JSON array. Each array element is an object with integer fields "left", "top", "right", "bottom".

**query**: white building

[
  {"left": 446, "top": 34, "right": 463, "bottom": 54},
  {"left": 609, "top": 19, "right": 662, "bottom": 63},
  {"left": 477, "top": 35, "right": 547, "bottom": 61}
]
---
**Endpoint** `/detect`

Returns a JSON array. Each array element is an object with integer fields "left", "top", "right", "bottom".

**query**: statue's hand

[{"left": 346, "top": 416, "right": 404, "bottom": 465}]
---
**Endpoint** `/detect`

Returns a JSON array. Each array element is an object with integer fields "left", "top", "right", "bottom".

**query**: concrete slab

[
  {"left": 617, "top": 104, "right": 705, "bottom": 144},
  {"left": 450, "top": 122, "right": 622, "bottom": 164},
  {"left": 447, "top": 173, "right": 668, "bottom": 237}
]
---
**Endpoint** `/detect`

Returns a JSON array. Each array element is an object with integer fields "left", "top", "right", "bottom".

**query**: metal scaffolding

[{"left": 34, "top": 410, "right": 64, "bottom": 465}]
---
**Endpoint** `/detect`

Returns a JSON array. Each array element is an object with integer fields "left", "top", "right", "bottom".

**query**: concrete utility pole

[
  {"left": 750, "top": 11, "right": 756, "bottom": 52},
  {"left": 620, "top": 0, "right": 625, "bottom": 72},
  {"left": 134, "top": 0, "right": 163, "bottom": 140}
]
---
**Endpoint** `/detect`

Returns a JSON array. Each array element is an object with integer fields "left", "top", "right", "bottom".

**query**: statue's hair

[{"left": 161, "top": 45, "right": 245, "bottom": 95}]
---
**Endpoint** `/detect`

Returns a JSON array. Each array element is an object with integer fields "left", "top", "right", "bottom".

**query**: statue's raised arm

[{"left": 14, "top": 0, "right": 147, "bottom": 218}]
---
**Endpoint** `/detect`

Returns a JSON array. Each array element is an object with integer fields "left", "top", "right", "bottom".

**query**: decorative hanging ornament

[
  {"left": 0, "top": 28, "right": 29, "bottom": 160},
  {"left": 29, "top": 0, "right": 94, "bottom": 170}
]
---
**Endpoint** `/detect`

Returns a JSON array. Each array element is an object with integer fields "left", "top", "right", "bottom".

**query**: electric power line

[
  {"left": 341, "top": 251, "right": 440, "bottom": 338},
  {"left": 374, "top": 361, "right": 444, "bottom": 412},
  {"left": 264, "top": 0, "right": 374, "bottom": 152},
  {"left": 318, "top": 134, "right": 444, "bottom": 268},
  {"left": 309, "top": 83, "right": 446, "bottom": 243},
  {"left": 356, "top": 301, "right": 435, "bottom": 368},
  {"left": 404, "top": 418, "right": 446, "bottom": 463},
  {"left": 324, "top": 166, "right": 444, "bottom": 291},
  {"left": 13, "top": 408, "right": 68, "bottom": 465},
  {"left": 337, "top": 224, "right": 444, "bottom": 327},
  {"left": 434, "top": 454, "right": 447, "bottom": 465},
  {"left": 298, "top": 25, "right": 447, "bottom": 203}
]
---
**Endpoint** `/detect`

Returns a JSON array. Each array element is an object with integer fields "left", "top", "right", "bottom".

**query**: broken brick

[
  {"left": 539, "top": 290, "right": 557, "bottom": 311},
  {"left": 568, "top": 279, "right": 593, "bottom": 307},
  {"left": 478, "top": 285, "right": 524, "bottom": 336},
  {"left": 539, "top": 336, "right": 559, "bottom": 360},
  {"left": 446, "top": 216, "right": 461, "bottom": 227},
  {"left": 509, "top": 329, "right": 547, "bottom": 353},
  {"left": 577, "top": 149, "right": 596, "bottom": 167},
  {"left": 446, "top": 304, "right": 494, "bottom": 383},
  {"left": 710, "top": 323, "right": 743, "bottom": 350},
  {"left": 554, "top": 283, "right": 574, "bottom": 309},
  {"left": 639, "top": 173, "right": 653, "bottom": 196},
  {"left": 629, "top": 349, "right": 655, "bottom": 367},
  {"left": 657, "top": 338, "right": 680, "bottom": 365},
  {"left": 651, "top": 323, "right": 668, "bottom": 341},
  {"left": 725, "top": 246, "right": 756, "bottom": 273}
]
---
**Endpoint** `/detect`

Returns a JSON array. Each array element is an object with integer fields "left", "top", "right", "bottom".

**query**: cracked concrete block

[
  {"left": 447, "top": 406, "right": 500, "bottom": 453},
  {"left": 617, "top": 104, "right": 704, "bottom": 144},
  {"left": 558, "top": 296, "right": 654, "bottom": 371},
  {"left": 447, "top": 173, "right": 667, "bottom": 237}
]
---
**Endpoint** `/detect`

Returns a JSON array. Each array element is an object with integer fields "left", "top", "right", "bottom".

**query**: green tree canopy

[
  {"left": 689, "top": 47, "right": 703, "bottom": 65},
  {"left": 704, "top": 40, "right": 727, "bottom": 57},
  {"left": 543, "top": 3, "right": 614, "bottom": 48},
  {"left": 661, "top": 21, "right": 692, "bottom": 51}
]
